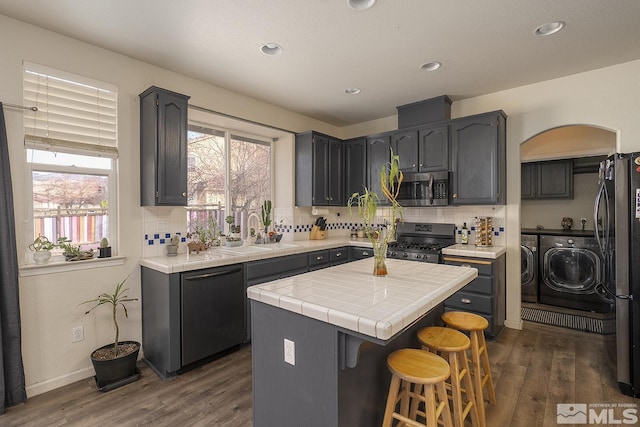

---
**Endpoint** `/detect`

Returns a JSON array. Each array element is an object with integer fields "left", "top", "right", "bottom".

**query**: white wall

[{"left": 3, "top": 11, "right": 640, "bottom": 396}]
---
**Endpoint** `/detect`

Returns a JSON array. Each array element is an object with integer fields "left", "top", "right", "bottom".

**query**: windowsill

[{"left": 19, "top": 256, "right": 127, "bottom": 277}]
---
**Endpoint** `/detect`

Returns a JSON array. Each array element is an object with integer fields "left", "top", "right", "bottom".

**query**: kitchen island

[{"left": 247, "top": 258, "right": 478, "bottom": 427}]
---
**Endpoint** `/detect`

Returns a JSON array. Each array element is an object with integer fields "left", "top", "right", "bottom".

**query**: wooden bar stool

[
  {"left": 417, "top": 326, "right": 482, "bottom": 427},
  {"left": 382, "top": 349, "right": 453, "bottom": 427},
  {"left": 441, "top": 312, "right": 496, "bottom": 426}
]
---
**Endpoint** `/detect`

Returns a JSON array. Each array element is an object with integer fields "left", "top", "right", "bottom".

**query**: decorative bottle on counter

[{"left": 461, "top": 222, "right": 469, "bottom": 244}]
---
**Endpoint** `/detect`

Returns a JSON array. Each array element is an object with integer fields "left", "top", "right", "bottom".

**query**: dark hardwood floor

[{"left": 2, "top": 322, "right": 637, "bottom": 426}]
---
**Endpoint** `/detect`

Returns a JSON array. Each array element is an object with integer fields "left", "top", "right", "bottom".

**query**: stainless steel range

[{"left": 387, "top": 222, "right": 456, "bottom": 263}]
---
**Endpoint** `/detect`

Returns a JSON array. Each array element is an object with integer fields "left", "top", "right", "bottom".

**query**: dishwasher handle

[{"left": 184, "top": 267, "right": 243, "bottom": 281}]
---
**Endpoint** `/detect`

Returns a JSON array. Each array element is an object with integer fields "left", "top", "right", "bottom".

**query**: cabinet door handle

[
  {"left": 462, "top": 263, "right": 471, "bottom": 268},
  {"left": 316, "top": 256, "right": 324, "bottom": 260},
  {"left": 335, "top": 253, "right": 342, "bottom": 257},
  {"left": 185, "top": 267, "right": 242, "bottom": 280},
  {"left": 460, "top": 298, "right": 472, "bottom": 304},
  {"left": 182, "top": 192, "right": 186, "bottom": 197},
  {"left": 362, "top": 251, "right": 369, "bottom": 256},
  {"left": 453, "top": 193, "right": 458, "bottom": 199}
]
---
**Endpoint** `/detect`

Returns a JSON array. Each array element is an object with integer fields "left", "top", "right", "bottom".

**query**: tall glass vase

[{"left": 372, "top": 240, "right": 388, "bottom": 276}]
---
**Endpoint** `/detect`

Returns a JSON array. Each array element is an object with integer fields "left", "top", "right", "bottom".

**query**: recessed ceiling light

[
  {"left": 347, "top": 0, "right": 376, "bottom": 11},
  {"left": 345, "top": 88, "right": 361, "bottom": 95},
  {"left": 420, "top": 61, "right": 442, "bottom": 72},
  {"left": 534, "top": 21, "right": 565, "bottom": 36},
  {"left": 260, "top": 43, "right": 282, "bottom": 55}
]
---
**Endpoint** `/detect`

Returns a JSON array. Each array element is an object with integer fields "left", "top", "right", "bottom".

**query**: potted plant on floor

[
  {"left": 29, "top": 234, "right": 55, "bottom": 264},
  {"left": 81, "top": 276, "right": 141, "bottom": 392}
]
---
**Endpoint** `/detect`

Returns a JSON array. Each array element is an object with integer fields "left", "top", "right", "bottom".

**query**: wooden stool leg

[
  {"left": 399, "top": 379, "right": 411, "bottom": 419},
  {"left": 382, "top": 375, "right": 401, "bottom": 427},
  {"left": 477, "top": 332, "right": 496, "bottom": 405},
  {"left": 434, "top": 381, "right": 453, "bottom": 427},
  {"left": 449, "top": 352, "right": 464, "bottom": 427},
  {"left": 460, "top": 350, "right": 482, "bottom": 427},
  {"left": 469, "top": 330, "right": 486, "bottom": 424}
]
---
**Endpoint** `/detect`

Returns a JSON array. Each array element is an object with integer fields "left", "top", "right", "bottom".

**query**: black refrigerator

[{"left": 595, "top": 153, "right": 640, "bottom": 397}]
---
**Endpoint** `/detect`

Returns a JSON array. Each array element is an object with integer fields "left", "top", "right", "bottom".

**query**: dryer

[
  {"left": 521, "top": 234, "right": 538, "bottom": 302},
  {"left": 539, "top": 234, "right": 613, "bottom": 313}
]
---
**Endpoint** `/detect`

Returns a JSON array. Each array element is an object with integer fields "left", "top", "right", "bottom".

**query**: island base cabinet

[{"left": 250, "top": 300, "right": 443, "bottom": 427}]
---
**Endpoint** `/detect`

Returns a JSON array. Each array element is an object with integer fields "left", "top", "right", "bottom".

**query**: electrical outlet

[
  {"left": 284, "top": 338, "right": 295, "bottom": 365},
  {"left": 72, "top": 326, "right": 84, "bottom": 343}
]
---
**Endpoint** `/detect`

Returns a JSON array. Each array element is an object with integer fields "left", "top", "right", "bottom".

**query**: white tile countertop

[
  {"left": 442, "top": 243, "right": 506, "bottom": 259},
  {"left": 247, "top": 258, "right": 478, "bottom": 340},
  {"left": 139, "top": 237, "right": 372, "bottom": 274}
]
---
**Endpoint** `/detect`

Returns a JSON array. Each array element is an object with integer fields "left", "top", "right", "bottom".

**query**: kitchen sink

[{"left": 221, "top": 245, "right": 273, "bottom": 255}]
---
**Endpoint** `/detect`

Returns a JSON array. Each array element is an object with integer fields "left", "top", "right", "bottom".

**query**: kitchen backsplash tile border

[{"left": 141, "top": 205, "right": 506, "bottom": 257}]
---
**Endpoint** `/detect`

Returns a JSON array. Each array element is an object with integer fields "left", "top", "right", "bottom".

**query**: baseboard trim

[
  {"left": 504, "top": 318, "right": 524, "bottom": 330},
  {"left": 26, "top": 366, "right": 95, "bottom": 398}
]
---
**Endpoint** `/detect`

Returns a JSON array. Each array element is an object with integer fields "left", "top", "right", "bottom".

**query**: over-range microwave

[{"left": 397, "top": 171, "right": 449, "bottom": 207}]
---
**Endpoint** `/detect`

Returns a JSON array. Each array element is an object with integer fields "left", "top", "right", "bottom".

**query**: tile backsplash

[{"left": 142, "top": 204, "right": 507, "bottom": 257}]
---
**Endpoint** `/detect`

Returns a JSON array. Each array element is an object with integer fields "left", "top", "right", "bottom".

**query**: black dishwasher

[{"left": 181, "top": 265, "right": 245, "bottom": 366}]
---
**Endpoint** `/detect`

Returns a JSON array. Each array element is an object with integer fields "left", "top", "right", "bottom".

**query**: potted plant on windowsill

[
  {"left": 57, "top": 237, "right": 94, "bottom": 261},
  {"left": 81, "top": 276, "right": 140, "bottom": 392},
  {"left": 348, "top": 149, "right": 403, "bottom": 276},
  {"left": 29, "top": 234, "right": 55, "bottom": 264},
  {"left": 98, "top": 237, "right": 112, "bottom": 258}
]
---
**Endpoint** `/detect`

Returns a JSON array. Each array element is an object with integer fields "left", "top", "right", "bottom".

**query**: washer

[
  {"left": 539, "top": 234, "right": 613, "bottom": 313},
  {"left": 521, "top": 234, "right": 538, "bottom": 302}
]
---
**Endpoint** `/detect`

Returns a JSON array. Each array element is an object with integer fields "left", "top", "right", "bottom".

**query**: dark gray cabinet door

[
  {"left": 295, "top": 131, "right": 343, "bottom": 206},
  {"left": 418, "top": 124, "right": 449, "bottom": 172},
  {"left": 521, "top": 163, "right": 536, "bottom": 199},
  {"left": 344, "top": 137, "right": 367, "bottom": 198},
  {"left": 392, "top": 129, "right": 418, "bottom": 172},
  {"left": 140, "top": 86, "right": 190, "bottom": 206},
  {"left": 537, "top": 160, "right": 573, "bottom": 198},
  {"left": 366, "top": 134, "right": 392, "bottom": 204},
  {"left": 450, "top": 111, "right": 506, "bottom": 205}
]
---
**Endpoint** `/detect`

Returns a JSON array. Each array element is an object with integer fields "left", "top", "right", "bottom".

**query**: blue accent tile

[
  {"left": 181, "top": 237, "right": 186, "bottom": 242},
  {"left": 154, "top": 233, "right": 160, "bottom": 239},
  {"left": 165, "top": 233, "right": 171, "bottom": 238},
  {"left": 148, "top": 240, "right": 154, "bottom": 245},
  {"left": 499, "top": 227, "right": 505, "bottom": 232},
  {"left": 160, "top": 239, "right": 165, "bottom": 244},
  {"left": 494, "top": 231, "right": 499, "bottom": 236},
  {"left": 144, "top": 234, "right": 148, "bottom": 240}
]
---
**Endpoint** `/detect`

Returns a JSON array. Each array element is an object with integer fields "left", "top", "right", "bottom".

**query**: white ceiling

[{"left": 1, "top": 0, "right": 639, "bottom": 127}]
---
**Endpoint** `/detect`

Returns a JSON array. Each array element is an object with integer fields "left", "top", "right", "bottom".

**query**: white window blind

[{"left": 23, "top": 61, "right": 118, "bottom": 156}]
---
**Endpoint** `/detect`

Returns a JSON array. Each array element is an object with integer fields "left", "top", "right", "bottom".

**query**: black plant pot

[
  {"left": 98, "top": 247, "right": 112, "bottom": 258},
  {"left": 91, "top": 340, "right": 141, "bottom": 391}
]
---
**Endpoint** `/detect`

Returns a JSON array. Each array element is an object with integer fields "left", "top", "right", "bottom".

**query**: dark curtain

[{"left": 0, "top": 103, "right": 27, "bottom": 414}]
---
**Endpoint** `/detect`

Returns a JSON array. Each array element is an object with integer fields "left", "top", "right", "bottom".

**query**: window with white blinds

[{"left": 23, "top": 61, "right": 118, "bottom": 156}]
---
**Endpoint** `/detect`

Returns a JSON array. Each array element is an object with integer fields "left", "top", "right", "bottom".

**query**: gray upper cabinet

[
  {"left": 522, "top": 160, "right": 574, "bottom": 199},
  {"left": 418, "top": 123, "right": 449, "bottom": 172},
  {"left": 140, "top": 86, "right": 190, "bottom": 206},
  {"left": 295, "top": 131, "right": 343, "bottom": 206},
  {"left": 344, "top": 137, "right": 367, "bottom": 198},
  {"left": 450, "top": 111, "right": 507, "bottom": 205},
  {"left": 391, "top": 129, "right": 418, "bottom": 172},
  {"left": 366, "top": 133, "right": 392, "bottom": 204}
]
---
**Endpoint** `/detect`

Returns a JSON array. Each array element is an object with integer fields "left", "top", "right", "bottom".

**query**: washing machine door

[
  {"left": 521, "top": 245, "right": 534, "bottom": 285},
  {"left": 543, "top": 247, "right": 601, "bottom": 293}
]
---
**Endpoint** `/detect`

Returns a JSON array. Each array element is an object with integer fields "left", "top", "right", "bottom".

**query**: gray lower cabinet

[
  {"left": 244, "top": 254, "right": 309, "bottom": 342},
  {"left": 141, "top": 264, "right": 245, "bottom": 378},
  {"left": 349, "top": 246, "right": 374, "bottom": 260},
  {"left": 443, "top": 254, "right": 506, "bottom": 338}
]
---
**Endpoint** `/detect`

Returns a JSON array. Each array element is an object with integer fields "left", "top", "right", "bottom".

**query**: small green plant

[
  {"left": 187, "top": 216, "right": 218, "bottom": 247},
  {"left": 99, "top": 237, "right": 109, "bottom": 248},
  {"left": 81, "top": 276, "right": 138, "bottom": 357},
  {"left": 261, "top": 200, "right": 272, "bottom": 229},
  {"left": 29, "top": 235, "right": 55, "bottom": 251},
  {"left": 57, "top": 237, "right": 81, "bottom": 256}
]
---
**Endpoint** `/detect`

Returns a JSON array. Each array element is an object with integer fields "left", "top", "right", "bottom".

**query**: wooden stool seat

[
  {"left": 418, "top": 326, "right": 482, "bottom": 427},
  {"left": 382, "top": 349, "right": 453, "bottom": 427},
  {"left": 441, "top": 312, "right": 496, "bottom": 427}
]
